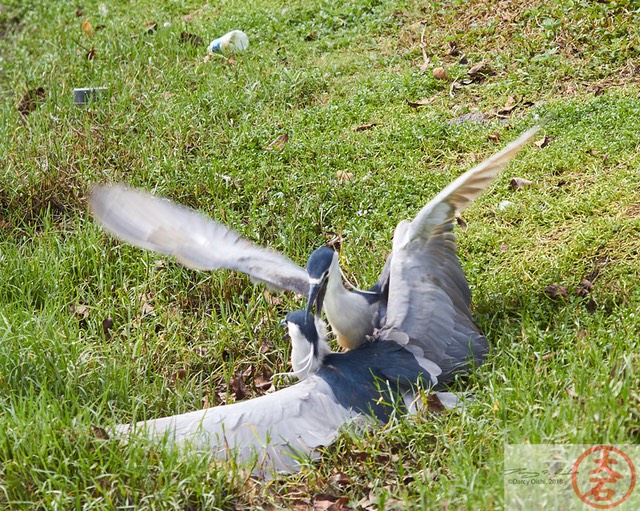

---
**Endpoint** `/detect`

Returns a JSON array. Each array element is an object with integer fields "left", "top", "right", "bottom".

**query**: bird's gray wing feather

[
  {"left": 90, "top": 184, "right": 310, "bottom": 295},
  {"left": 380, "top": 127, "right": 539, "bottom": 383},
  {"left": 402, "top": 126, "right": 540, "bottom": 246},
  {"left": 114, "top": 376, "right": 360, "bottom": 477}
]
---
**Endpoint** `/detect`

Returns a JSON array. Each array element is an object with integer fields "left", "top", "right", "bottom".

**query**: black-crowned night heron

[
  {"left": 90, "top": 126, "right": 538, "bottom": 384},
  {"left": 115, "top": 310, "right": 450, "bottom": 477}
]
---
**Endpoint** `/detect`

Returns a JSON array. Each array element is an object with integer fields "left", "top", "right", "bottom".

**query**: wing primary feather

[{"left": 90, "top": 184, "right": 310, "bottom": 295}]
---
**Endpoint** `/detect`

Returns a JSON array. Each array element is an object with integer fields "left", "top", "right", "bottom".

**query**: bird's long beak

[{"left": 306, "top": 281, "right": 326, "bottom": 321}]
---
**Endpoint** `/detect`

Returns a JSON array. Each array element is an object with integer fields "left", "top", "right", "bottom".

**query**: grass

[{"left": 1, "top": 0, "right": 639, "bottom": 508}]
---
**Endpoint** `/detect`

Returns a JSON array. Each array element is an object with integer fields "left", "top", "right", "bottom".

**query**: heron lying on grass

[
  {"left": 90, "top": 126, "right": 538, "bottom": 385},
  {"left": 114, "top": 310, "right": 452, "bottom": 477}
]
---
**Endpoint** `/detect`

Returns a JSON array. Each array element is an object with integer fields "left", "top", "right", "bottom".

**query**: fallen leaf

[
  {"left": 455, "top": 216, "right": 467, "bottom": 230},
  {"left": 263, "top": 289, "right": 283, "bottom": 306},
  {"left": 427, "top": 393, "right": 446, "bottom": 413},
  {"left": 576, "top": 278, "right": 594, "bottom": 297},
  {"left": 180, "top": 31, "right": 204, "bottom": 46},
  {"left": 487, "top": 130, "right": 501, "bottom": 142},
  {"left": 352, "top": 123, "right": 377, "bottom": 131},
  {"left": 92, "top": 425, "right": 109, "bottom": 440},
  {"left": 336, "top": 170, "right": 353, "bottom": 183},
  {"left": 585, "top": 299, "right": 597, "bottom": 314},
  {"left": 260, "top": 338, "right": 273, "bottom": 354},
  {"left": 496, "top": 96, "right": 518, "bottom": 116},
  {"left": 541, "top": 352, "right": 556, "bottom": 361},
  {"left": 510, "top": 177, "right": 532, "bottom": 190},
  {"left": 174, "top": 368, "right": 187, "bottom": 381},
  {"left": 467, "top": 62, "right": 486, "bottom": 76},
  {"left": 329, "top": 472, "right": 351, "bottom": 488},
  {"left": 312, "top": 494, "right": 350, "bottom": 511},
  {"left": 254, "top": 369, "right": 273, "bottom": 392},
  {"left": 432, "top": 66, "right": 448, "bottom": 80},
  {"left": 81, "top": 19, "right": 94, "bottom": 36},
  {"left": 102, "top": 318, "right": 114, "bottom": 340},
  {"left": 565, "top": 386, "right": 580, "bottom": 399},
  {"left": 18, "top": 87, "right": 45, "bottom": 116},
  {"left": 85, "top": 47, "right": 95, "bottom": 60},
  {"left": 406, "top": 96, "right": 437, "bottom": 108},
  {"left": 264, "top": 133, "right": 289, "bottom": 151},
  {"left": 534, "top": 136, "right": 554, "bottom": 149},
  {"left": 229, "top": 376, "right": 248, "bottom": 401},
  {"left": 144, "top": 21, "right": 158, "bottom": 35},
  {"left": 545, "top": 284, "right": 568, "bottom": 298},
  {"left": 71, "top": 304, "right": 90, "bottom": 320}
]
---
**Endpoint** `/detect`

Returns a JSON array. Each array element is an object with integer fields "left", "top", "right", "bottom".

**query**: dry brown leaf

[
  {"left": 71, "top": 304, "right": 90, "bottom": 320},
  {"left": 467, "top": 62, "right": 486, "bottom": 76},
  {"left": 496, "top": 96, "right": 518, "bottom": 116},
  {"left": 81, "top": 19, "right": 94, "bottom": 36},
  {"left": 534, "top": 136, "right": 554, "bottom": 149},
  {"left": 455, "top": 216, "right": 467, "bottom": 231},
  {"left": 174, "top": 368, "right": 187, "bottom": 381},
  {"left": 565, "top": 386, "right": 580, "bottom": 399},
  {"left": 145, "top": 21, "right": 158, "bottom": 35},
  {"left": 432, "top": 66, "right": 448, "bottom": 80},
  {"left": 510, "top": 177, "right": 532, "bottom": 190},
  {"left": 180, "top": 31, "right": 204, "bottom": 46},
  {"left": 336, "top": 170, "right": 353, "bottom": 184},
  {"left": 92, "top": 425, "right": 109, "bottom": 440},
  {"left": 541, "top": 352, "right": 556, "bottom": 361},
  {"left": 352, "top": 123, "right": 377, "bottom": 132},
  {"left": 576, "top": 278, "right": 594, "bottom": 297},
  {"left": 18, "top": 87, "right": 45, "bottom": 116},
  {"left": 427, "top": 393, "right": 446, "bottom": 413},
  {"left": 229, "top": 376, "right": 248, "bottom": 401},
  {"left": 406, "top": 96, "right": 437, "bottom": 108},
  {"left": 312, "top": 494, "right": 351, "bottom": 511},
  {"left": 323, "top": 233, "right": 342, "bottom": 251},
  {"left": 545, "top": 284, "right": 568, "bottom": 298},
  {"left": 102, "top": 318, "right": 114, "bottom": 340},
  {"left": 263, "top": 289, "right": 284, "bottom": 306},
  {"left": 487, "top": 130, "right": 501, "bottom": 142},
  {"left": 264, "top": 133, "right": 289, "bottom": 151},
  {"left": 329, "top": 472, "right": 351, "bottom": 488},
  {"left": 254, "top": 372, "right": 272, "bottom": 392},
  {"left": 85, "top": 47, "right": 95, "bottom": 60}
]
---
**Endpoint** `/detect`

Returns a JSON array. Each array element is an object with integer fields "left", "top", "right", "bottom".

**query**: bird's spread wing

[
  {"left": 379, "top": 127, "right": 539, "bottom": 383},
  {"left": 401, "top": 126, "right": 540, "bottom": 247},
  {"left": 90, "top": 184, "right": 310, "bottom": 295},
  {"left": 114, "top": 376, "right": 360, "bottom": 477}
]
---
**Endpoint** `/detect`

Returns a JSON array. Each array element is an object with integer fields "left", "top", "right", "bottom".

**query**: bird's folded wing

[
  {"left": 113, "top": 376, "right": 359, "bottom": 476},
  {"left": 90, "top": 184, "right": 310, "bottom": 295}
]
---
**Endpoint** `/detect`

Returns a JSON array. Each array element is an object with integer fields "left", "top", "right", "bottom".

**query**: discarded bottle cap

[
  {"left": 73, "top": 87, "right": 108, "bottom": 105},
  {"left": 208, "top": 30, "right": 249, "bottom": 53}
]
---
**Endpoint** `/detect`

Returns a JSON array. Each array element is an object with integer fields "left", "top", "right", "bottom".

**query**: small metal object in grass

[{"left": 73, "top": 87, "right": 108, "bottom": 105}]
